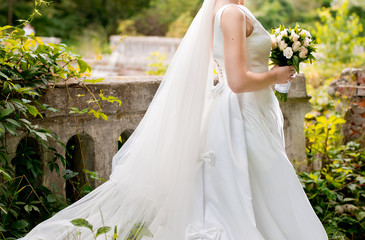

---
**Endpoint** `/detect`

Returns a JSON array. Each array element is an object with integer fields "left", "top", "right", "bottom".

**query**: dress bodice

[
  {"left": 212, "top": 4, "right": 277, "bottom": 111},
  {"left": 213, "top": 4, "right": 272, "bottom": 75}
]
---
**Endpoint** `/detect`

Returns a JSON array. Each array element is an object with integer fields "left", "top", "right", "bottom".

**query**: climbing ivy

[{"left": 0, "top": 17, "right": 120, "bottom": 239}]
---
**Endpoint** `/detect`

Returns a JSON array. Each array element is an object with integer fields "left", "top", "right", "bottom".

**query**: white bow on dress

[
  {"left": 186, "top": 224, "right": 221, "bottom": 240},
  {"left": 200, "top": 151, "right": 216, "bottom": 166}
]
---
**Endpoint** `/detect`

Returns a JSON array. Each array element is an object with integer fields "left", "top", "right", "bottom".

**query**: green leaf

[
  {"left": 131, "top": 224, "right": 153, "bottom": 238},
  {"left": 357, "top": 211, "right": 365, "bottom": 221},
  {"left": 99, "top": 112, "right": 108, "bottom": 121},
  {"left": 63, "top": 169, "right": 79, "bottom": 180},
  {"left": 21, "top": 99, "right": 32, "bottom": 104},
  {"left": 96, "top": 226, "right": 111, "bottom": 237},
  {"left": 82, "top": 78, "right": 104, "bottom": 84},
  {"left": 0, "top": 108, "right": 14, "bottom": 118},
  {"left": 0, "top": 168, "right": 11, "bottom": 180},
  {"left": 292, "top": 55, "right": 300, "bottom": 73},
  {"left": 47, "top": 194, "right": 56, "bottom": 203},
  {"left": 0, "top": 123, "right": 6, "bottom": 134},
  {"left": 4, "top": 122, "right": 18, "bottom": 136},
  {"left": 0, "top": 25, "right": 13, "bottom": 31},
  {"left": 88, "top": 109, "right": 100, "bottom": 119},
  {"left": 84, "top": 169, "right": 105, "bottom": 182},
  {"left": 77, "top": 59, "right": 89, "bottom": 73},
  {"left": 24, "top": 205, "right": 32, "bottom": 213},
  {"left": 0, "top": 224, "right": 6, "bottom": 232},
  {"left": 26, "top": 104, "right": 43, "bottom": 118},
  {"left": 9, "top": 208, "right": 19, "bottom": 218},
  {"left": 71, "top": 218, "right": 93, "bottom": 231},
  {"left": 33, "top": 205, "right": 40, "bottom": 212},
  {"left": 6, "top": 118, "right": 22, "bottom": 128},
  {"left": 10, "top": 220, "right": 29, "bottom": 229},
  {"left": 0, "top": 71, "right": 10, "bottom": 80}
]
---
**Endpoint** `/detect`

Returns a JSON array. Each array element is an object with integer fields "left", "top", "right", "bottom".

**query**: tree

[{"left": 0, "top": 0, "right": 152, "bottom": 40}]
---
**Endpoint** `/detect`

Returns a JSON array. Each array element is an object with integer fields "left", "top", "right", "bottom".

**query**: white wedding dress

[
  {"left": 20, "top": 3, "right": 328, "bottom": 240},
  {"left": 186, "top": 4, "right": 328, "bottom": 240}
]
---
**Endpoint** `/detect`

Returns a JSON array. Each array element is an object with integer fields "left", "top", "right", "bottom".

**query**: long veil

[{"left": 21, "top": 0, "right": 216, "bottom": 239}]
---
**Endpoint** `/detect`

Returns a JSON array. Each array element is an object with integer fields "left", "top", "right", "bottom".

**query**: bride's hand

[{"left": 271, "top": 65, "right": 296, "bottom": 84}]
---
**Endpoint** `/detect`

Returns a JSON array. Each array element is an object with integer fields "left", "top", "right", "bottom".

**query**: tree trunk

[{"left": 8, "top": 0, "right": 15, "bottom": 25}]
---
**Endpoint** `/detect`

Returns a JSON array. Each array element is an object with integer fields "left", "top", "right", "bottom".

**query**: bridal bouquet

[{"left": 270, "top": 24, "right": 316, "bottom": 102}]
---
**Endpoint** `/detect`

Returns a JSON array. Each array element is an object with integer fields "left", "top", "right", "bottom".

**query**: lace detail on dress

[{"left": 209, "top": 59, "right": 226, "bottom": 98}]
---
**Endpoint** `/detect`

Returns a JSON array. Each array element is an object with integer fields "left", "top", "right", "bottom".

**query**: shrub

[
  {"left": 299, "top": 141, "right": 365, "bottom": 239},
  {"left": 0, "top": 20, "right": 120, "bottom": 238}
]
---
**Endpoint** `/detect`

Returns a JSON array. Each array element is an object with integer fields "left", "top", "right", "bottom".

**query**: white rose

[
  {"left": 280, "top": 30, "right": 288, "bottom": 37},
  {"left": 283, "top": 47, "right": 293, "bottom": 59},
  {"left": 289, "top": 30, "right": 297, "bottom": 40},
  {"left": 299, "top": 47, "right": 308, "bottom": 58},
  {"left": 277, "top": 34, "right": 282, "bottom": 42},
  {"left": 292, "top": 41, "right": 301, "bottom": 52},
  {"left": 300, "top": 29, "right": 311, "bottom": 38},
  {"left": 271, "top": 35, "right": 278, "bottom": 49},
  {"left": 279, "top": 40, "right": 287, "bottom": 51},
  {"left": 303, "top": 38, "right": 311, "bottom": 47},
  {"left": 292, "top": 33, "right": 300, "bottom": 42}
]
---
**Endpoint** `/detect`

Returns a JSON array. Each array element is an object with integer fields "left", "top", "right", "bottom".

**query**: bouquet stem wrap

[{"left": 274, "top": 81, "right": 291, "bottom": 102}]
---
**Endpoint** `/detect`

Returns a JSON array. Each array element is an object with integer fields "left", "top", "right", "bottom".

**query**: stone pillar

[
  {"left": 279, "top": 73, "right": 312, "bottom": 171},
  {"left": 328, "top": 68, "right": 365, "bottom": 146}
]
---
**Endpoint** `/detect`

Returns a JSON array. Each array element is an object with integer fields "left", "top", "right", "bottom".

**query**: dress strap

[{"left": 214, "top": 4, "right": 250, "bottom": 32}]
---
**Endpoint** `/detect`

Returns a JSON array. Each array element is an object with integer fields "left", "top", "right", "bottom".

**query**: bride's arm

[{"left": 221, "top": 6, "right": 294, "bottom": 93}]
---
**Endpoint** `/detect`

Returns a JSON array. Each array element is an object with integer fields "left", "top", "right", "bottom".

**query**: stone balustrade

[
  {"left": 6, "top": 74, "right": 312, "bottom": 196},
  {"left": 101, "top": 36, "right": 181, "bottom": 75}
]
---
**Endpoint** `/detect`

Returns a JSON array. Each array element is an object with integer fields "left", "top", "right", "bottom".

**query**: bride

[{"left": 21, "top": 0, "right": 328, "bottom": 239}]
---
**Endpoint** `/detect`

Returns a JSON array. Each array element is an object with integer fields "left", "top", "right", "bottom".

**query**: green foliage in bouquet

[
  {"left": 274, "top": 88, "right": 288, "bottom": 102},
  {"left": 270, "top": 24, "right": 316, "bottom": 73}
]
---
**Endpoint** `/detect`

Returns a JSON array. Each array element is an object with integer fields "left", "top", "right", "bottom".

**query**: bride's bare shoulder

[{"left": 219, "top": 5, "right": 254, "bottom": 37}]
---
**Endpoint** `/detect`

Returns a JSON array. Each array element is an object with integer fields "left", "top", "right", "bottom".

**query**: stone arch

[
  {"left": 65, "top": 133, "right": 95, "bottom": 202},
  {"left": 118, "top": 129, "right": 134, "bottom": 150},
  {"left": 11, "top": 136, "right": 43, "bottom": 188}
]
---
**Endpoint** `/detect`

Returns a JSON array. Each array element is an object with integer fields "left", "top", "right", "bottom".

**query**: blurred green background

[{"left": 1, "top": 0, "right": 364, "bottom": 39}]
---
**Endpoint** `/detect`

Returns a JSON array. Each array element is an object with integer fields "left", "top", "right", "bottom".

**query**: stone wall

[
  {"left": 6, "top": 76, "right": 161, "bottom": 194},
  {"left": 7, "top": 74, "right": 311, "bottom": 196},
  {"left": 328, "top": 68, "right": 365, "bottom": 146}
]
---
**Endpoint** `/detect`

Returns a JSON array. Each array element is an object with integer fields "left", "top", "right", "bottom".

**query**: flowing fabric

[
  {"left": 21, "top": 0, "right": 217, "bottom": 239},
  {"left": 20, "top": 1, "right": 329, "bottom": 240},
  {"left": 186, "top": 4, "right": 328, "bottom": 240}
]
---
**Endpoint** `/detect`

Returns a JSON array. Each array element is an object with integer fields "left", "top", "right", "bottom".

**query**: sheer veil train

[{"left": 21, "top": 0, "right": 217, "bottom": 239}]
